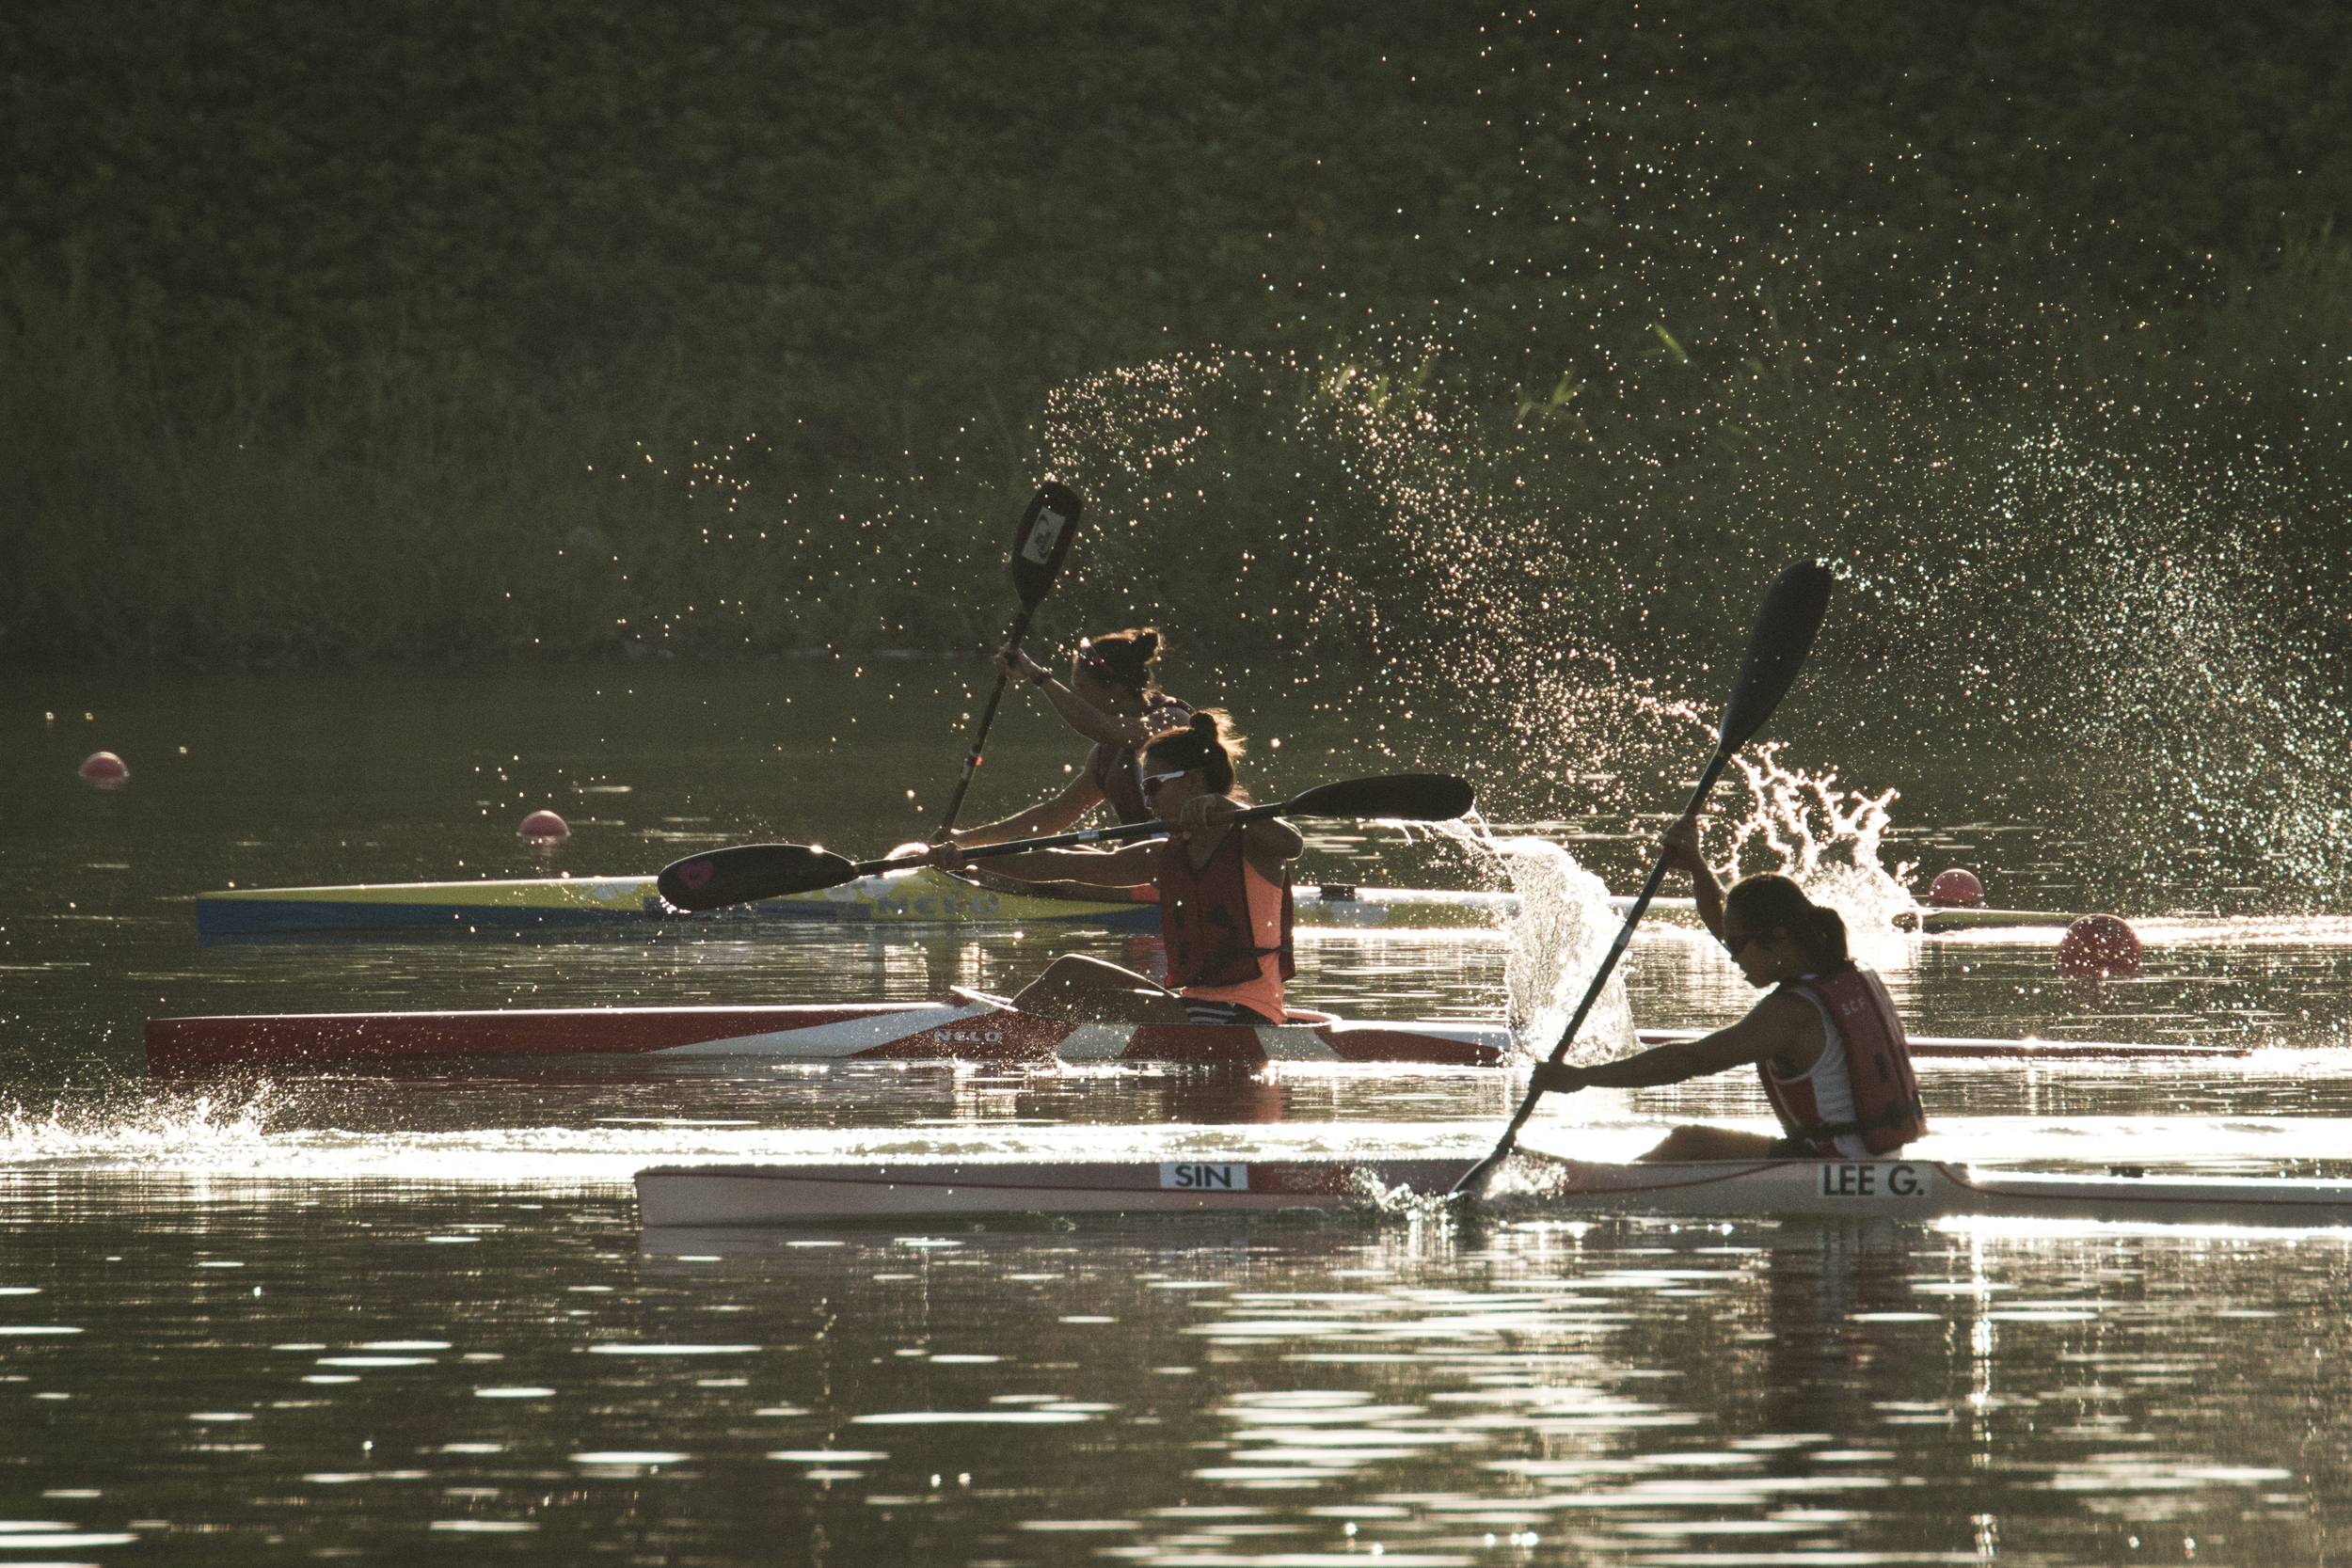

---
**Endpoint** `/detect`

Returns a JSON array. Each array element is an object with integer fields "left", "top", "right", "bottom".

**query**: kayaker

[
  {"left": 1529, "top": 816, "right": 1926, "bottom": 1161},
  {"left": 942, "top": 627, "right": 1194, "bottom": 847},
  {"left": 920, "top": 712, "right": 1302, "bottom": 1025}
]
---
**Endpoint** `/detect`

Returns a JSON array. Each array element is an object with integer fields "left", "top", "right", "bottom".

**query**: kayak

[
  {"left": 144, "top": 988, "right": 2248, "bottom": 1072},
  {"left": 634, "top": 1154, "right": 2352, "bottom": 1228},
  {"left": 192, "top": 869, "right": 1518, "bottom": 938},
  {"left": 191, "top": 868, "right": 2075, "bottom": 939},
  {"left": 145, "top": 990, "right": 1511, "bottom": 1070},
  {"left": 1899, "top": 905, "right": 2080, "bottom": 932}
]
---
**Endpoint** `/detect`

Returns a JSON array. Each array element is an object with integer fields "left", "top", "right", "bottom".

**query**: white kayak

[{"left": 635, "top": 1154, "right": 2352, "bottom": 1228}]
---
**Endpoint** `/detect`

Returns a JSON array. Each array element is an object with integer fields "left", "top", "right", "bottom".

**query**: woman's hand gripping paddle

[
  {"left": 657, "top": 775, "right": 1475, "bottom": 911},
  {"left": 933, "top": 482, "right": 1085, "bottom": 837},
  {"left": 1450, "top": 560, "right": 1836, "bottom": 1198}
]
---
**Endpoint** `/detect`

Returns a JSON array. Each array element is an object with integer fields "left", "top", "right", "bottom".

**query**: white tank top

[{"left": 1772, "top": 977, "right": 1867, "bottom": 1158}]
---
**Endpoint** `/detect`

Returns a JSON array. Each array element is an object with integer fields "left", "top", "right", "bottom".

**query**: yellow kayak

[{"left": 194, "top": 868, "right": 1515, "bottom": 938}]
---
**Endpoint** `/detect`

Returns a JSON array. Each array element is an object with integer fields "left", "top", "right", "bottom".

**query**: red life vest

[
  {"left": 1090, "top": 696, "right": 1194, "bottom": 824},
  {"left": 1758, "top": 966, "right": 1926, "bottom": 1155},
  {"left": 1158, "top": 828, "right": 1295, "bottom": 990}
]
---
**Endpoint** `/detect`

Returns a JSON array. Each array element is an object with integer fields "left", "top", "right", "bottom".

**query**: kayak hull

[
  {"left": 635, "top": 1155, "right": 2352, "bottom": 1228},
  {"left": 144, "top": 994, "right": 1512, "bottom": 1071}
]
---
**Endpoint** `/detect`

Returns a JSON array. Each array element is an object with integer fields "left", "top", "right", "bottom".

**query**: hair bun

[
  {"left": 1190, "top": 711, "right": 1219, "bottom": 739},
  {"left": 1135, "top": 630, "right": 1159, "bottom": 660}
]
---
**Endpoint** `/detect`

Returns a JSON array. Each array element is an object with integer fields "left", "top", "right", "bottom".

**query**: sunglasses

[{"left": 1139, "top": 768, "right": 1190, "bottom": 798}]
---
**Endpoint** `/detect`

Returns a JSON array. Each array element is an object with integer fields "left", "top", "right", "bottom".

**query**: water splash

[
  {"left": 1721, "top": 744, "right": 1917, "bottom": 971},
  {"left": 0, "top": 1082, "right": 286, "bottom": 1168},
  {"left": 1492, "top": 836, "right": 1639, "bottom": 1062},
  {"left": 1009, "top": 323, "right": 2347, "bottom": 919},
  {"left": 1424, "top": 816, "right": 1637, "bottom": 1063}
]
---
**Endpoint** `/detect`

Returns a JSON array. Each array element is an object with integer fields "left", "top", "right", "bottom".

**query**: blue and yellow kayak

[{"left": 193, "top": 869, "right": 1521, "bottom": 938}]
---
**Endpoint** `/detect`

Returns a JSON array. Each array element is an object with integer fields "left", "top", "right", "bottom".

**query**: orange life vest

[
  {"left": 1158, "top": 828, "right": 1295, "bottom": 990},
  {"left": 1759, "top": 966, "right": 1926, "bottom": 1155}
]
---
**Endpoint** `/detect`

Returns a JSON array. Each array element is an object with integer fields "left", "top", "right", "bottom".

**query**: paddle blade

[
  {"left": 1009, "top": 482, "right": 1085, "bottom": 610},
  {"left": 1284, "top": 774, "right": 1475, "bottom": 821},
  {"left": 655, "top": 844, "right": 860, "bottom": 911},
  {"left": 1717, "top": 559, "right": 1836, "bottom": 753}
]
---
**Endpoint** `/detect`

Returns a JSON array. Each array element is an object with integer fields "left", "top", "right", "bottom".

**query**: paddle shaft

[
  {"left": 1453, "top": 749, "right": 1733, "bottom": 1193},
  {"left": 933, "top": 601, "right": 1038, "bottom": 836}
]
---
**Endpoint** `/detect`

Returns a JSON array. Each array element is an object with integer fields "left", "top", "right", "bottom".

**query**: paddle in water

[
  {"left": 1452, "top": 559, "right": 1836, "bottom": 1197},
  {"left": 933, "top": 481, "right": 1086, "bottom": 836},
  {"left": 658, "top": 774, "right": 1475, "bottom": 911}
]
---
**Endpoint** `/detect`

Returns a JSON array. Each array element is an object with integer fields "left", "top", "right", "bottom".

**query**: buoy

[
  {"left": 518, "top": 809, "right": 570, "bottom": 840},
  {"left": 78, "top": 751, "right": 128, "bottom": 787},
  {"left": 1925, "top": 868, "right": 1983, "bottom": 909},
  {"left": 2057, "top": 913, "right": 2141, "bottom": 978}
]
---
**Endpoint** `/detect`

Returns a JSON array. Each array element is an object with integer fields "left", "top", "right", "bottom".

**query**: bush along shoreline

[{"left": 3, "top": 2, "right": 2346, "bottom": 677}]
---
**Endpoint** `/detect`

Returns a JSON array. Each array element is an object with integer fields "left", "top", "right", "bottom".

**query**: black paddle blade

[
  {"left": 655, "top": 844, "right": 861, "bottom": 911},
  {"left": 1009, "top": 482, "right": 1084, "bottom": 610},
  {"left": 1717, "top": 559, "right": 1836, "bottom": 753},
  {"left": 1285, "top": 774, "right": 1474, "bottom": 821}
]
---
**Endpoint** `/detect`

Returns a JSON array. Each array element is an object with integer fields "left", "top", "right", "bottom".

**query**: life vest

[
  {"left": 1758, "top": 966, "right": 1926, "bottom": 1155},
  {"left": 1091, "top": 697, "right": 1192, "bottom": 824},
  {"left": 1159, "top": 827, "right": 1295, "bottom": 990}
]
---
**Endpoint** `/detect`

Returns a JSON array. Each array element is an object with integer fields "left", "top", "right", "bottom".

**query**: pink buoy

[
  {"left": 518, "top": 809, "right": 570, "bottom": 840},
  {"left": 1925, "top": 868, "right": 1983, "bottom": 909},
  {"left": 78, "top": 751, "right": 129, "bottom": 788},
  {"left": 2057, "top": 914, "right": 2141, "bottom": 978}
]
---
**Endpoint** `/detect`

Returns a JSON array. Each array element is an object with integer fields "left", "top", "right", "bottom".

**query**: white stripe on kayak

[
  {"left": 649, "top": 1002, "right": 988, "bottom": 1057},
  {"left": 1260, "top": 1026, "right": 1344, "bottom": 1062}
]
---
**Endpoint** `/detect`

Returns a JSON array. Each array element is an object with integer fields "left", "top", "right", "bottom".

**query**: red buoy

[
  {"left": 2057, "top": 913, "right": 2141, "bottom": 978},
  {"left": 78, "top": 751, "right": 128, "bottom": 788},
  {"left": 518, "top": 809, "right": 571, "bottom": 840},
  {"left": 1925, "top": 868, "right": 1983, "bottom": 909}
]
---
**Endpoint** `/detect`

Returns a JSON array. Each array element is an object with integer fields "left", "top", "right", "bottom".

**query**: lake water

[{"left": 4, "top": 663, "right": 2349, "bottom": 1564}]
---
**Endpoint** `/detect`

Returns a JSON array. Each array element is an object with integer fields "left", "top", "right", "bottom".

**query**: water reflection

[
  {"left": 8, "top": 663, "right": 2352, "bottom": 1563},
  {"left": 1, "top": 1161, "right": 2345, "bottom": 1564}
]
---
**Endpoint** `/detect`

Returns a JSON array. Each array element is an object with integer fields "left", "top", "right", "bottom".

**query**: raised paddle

[
  {"left": 1452, "top": 559, "right": 1836, "bottom": 1197},
  {"left": 933, "top": 481, "right": 1086, "bottom": 836},
  {"left": 658, "top": 774, "right": 1475, "bottom": 911}
]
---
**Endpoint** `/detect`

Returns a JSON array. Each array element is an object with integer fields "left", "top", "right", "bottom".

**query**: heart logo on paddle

[{"left": 677, "top": 860, "right": 714, "bottom": 891}]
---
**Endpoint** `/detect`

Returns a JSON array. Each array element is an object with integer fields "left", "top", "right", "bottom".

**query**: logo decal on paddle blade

[
  {"left": 1021, "top": 509, "right": 1067, "bottom": 565},
  {"left": 678, "top": 860, "right": 714, "bottom": 890}
]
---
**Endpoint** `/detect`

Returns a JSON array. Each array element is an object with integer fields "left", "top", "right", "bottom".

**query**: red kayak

[
  {"left": 144, "top": 988, "right": 2247, "bottom": 1073},
  {"left": 145, "top": 989, "right": 1511, "bottom": 1071}
]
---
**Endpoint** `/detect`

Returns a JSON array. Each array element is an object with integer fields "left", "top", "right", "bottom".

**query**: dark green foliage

[{"left": 2, "top": 1, "right": 2347, "bottom": 665}]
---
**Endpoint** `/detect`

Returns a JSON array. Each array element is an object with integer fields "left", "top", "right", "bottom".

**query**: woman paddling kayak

[
  {"left": 922, "top": 712, "right": 1302, "bottom": 1025},
  {"left": 943, "top": 627, "right": 1194, "bottom": 847},
  {"left": 1532, "top": 816, "right": 1927, "bottom": 1161}
]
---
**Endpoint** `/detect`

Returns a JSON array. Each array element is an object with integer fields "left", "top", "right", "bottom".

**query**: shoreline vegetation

[{"left": 5, "top": 1, "right": 2347, "bottom": 680}]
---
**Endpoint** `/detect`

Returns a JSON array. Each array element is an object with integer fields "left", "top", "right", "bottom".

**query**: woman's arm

[
  {"left": 945, "top": 769, "right": 1104, "bottom": 848},
  {"left": 1660, "top": 812, "right": 1725, "bottom": 941},
  {"left": 998, "top": 647, "right": 1163, "bottom": 748},
  {"left": 921, "top": 838, "right": 1163, "bottom": 887},
  {"left": 1176, "top": 795, "right": 1302, "bottom": 881},
  {"left": 1529, "top": 991, "right": 1819, "bottom": 1092}
]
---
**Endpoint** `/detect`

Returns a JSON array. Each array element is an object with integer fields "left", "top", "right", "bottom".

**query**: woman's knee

[{"left": 1643, "top": 1125, "right": 1783, "bottom": 1162}]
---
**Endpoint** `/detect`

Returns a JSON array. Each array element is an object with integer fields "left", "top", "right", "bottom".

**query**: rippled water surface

[{"left": 5, "top": 666, "right": 2350, "bottom": 1564}]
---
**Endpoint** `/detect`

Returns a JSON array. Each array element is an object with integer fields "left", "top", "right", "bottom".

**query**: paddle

[
  {"left": 1452, "top": 559, "right": 1836, "bottom": 1197},
  {"left": 657, "top": 774, "right": 1475, "bottom": 911},
  {"left": 933, "top": 481, "right": 1087, "bottom": 837}
]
